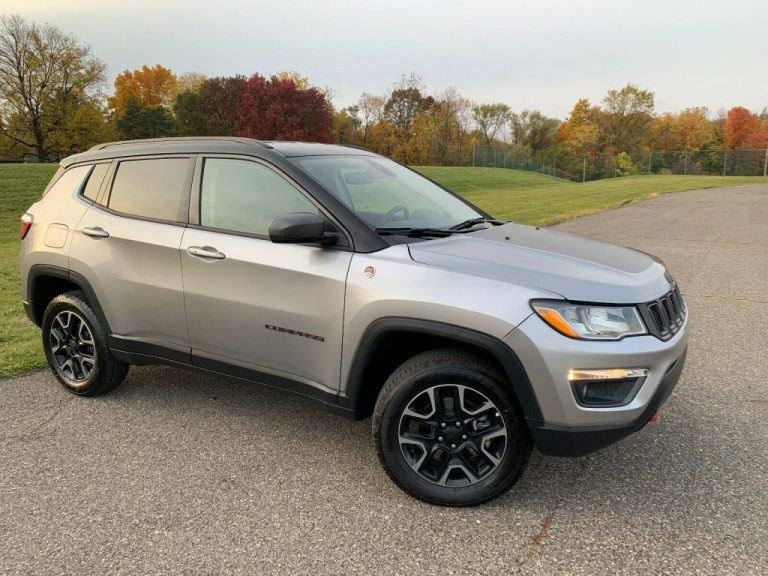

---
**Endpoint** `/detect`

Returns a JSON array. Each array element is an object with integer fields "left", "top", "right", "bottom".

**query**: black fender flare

[
  {"left": 26, "top": 264, "right": 112, "bottom": 334},
  {"left": 340, "top": 317, "right": 543, "bottom": 423}
]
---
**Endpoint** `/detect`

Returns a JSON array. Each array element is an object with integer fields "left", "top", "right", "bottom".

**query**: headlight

[{"left": 531, "top": 300, "right": 647, "bottom": 340}]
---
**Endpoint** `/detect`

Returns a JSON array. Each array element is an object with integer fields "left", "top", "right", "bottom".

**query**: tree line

[{"left": 1, "top": 14, "right": 767, "bottom": 170}]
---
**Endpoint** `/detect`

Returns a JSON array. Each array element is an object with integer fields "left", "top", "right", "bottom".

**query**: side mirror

[{"left": 268, "top": 212, "right": 337, "bottom": 245}]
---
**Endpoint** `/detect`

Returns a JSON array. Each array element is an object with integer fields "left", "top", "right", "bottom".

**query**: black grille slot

[
  {"left": 572, "top": 377, "right": 645, "bottom": 407},
  {"left": 639, "top": 286, "right": 686, "bottom": 341}
]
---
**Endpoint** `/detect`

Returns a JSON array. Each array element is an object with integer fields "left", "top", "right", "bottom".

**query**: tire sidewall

[
  {"left": 376, "top": 362, "right": 532, "bottom": 506},
  {"left": 42, "top": 293, "right": 110, "bottom": 395}
]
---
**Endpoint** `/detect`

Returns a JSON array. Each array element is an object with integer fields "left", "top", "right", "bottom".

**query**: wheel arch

[
  {"left": 26, "top": 264, "right": 112, "bottom": 334},
  {"left": 341, "top": 318, "right": 543, "bottom": 423}
]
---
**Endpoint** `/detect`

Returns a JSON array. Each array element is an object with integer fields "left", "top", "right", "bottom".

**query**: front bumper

[
  {"left": 528, "top": 348, "right": 686, "bottom": 456},
  {"left": 505, "top": 308, "right": 690, "bottom": 456}
]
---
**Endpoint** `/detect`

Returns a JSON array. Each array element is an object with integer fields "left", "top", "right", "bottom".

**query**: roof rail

[{"left": 88, "top": 136, "right": 265, "bottom": 151}]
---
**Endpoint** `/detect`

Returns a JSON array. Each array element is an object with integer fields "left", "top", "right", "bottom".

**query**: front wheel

[{"left": 373, "top": 349, "right": 532, "bottom": 506}]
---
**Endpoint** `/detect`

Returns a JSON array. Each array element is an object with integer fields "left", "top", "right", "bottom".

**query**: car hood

[{"left": 408, "top": 222, "right": 670, "bottom": 304}]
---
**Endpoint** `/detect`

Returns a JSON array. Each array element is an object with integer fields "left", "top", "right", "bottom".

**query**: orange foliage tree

[
  {"left": 724, "top": 106, "right": 768, "bottom": 149},
  {"left": 108, "top": 64, "right": 178, "bottom": 115}
]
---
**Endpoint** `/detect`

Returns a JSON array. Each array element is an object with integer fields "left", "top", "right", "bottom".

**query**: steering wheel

[{"left": 379, "top": 204, "right": 410, "bottom": 227}]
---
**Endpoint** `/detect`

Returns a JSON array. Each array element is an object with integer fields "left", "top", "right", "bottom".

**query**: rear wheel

[
  {"left": 373, "top": 349, "right": 532, "bottom": 506},
  {"left": 42, "top": 291, "right": 128, "bottom": 396}
]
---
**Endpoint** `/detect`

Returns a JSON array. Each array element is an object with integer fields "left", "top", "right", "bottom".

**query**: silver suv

[{"left": 20, "top": 138, "right": 689, "bottom": 506}]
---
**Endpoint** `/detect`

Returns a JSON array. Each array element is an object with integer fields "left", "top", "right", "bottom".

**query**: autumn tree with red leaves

[
  {"left": 235, "top": 75, "right": 333, "bottom": 142},
  {"left": 723, "top": 106, "right": 768, "bottom": 149}
]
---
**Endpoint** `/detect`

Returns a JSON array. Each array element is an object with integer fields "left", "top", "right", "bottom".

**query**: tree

[
  {"left": 384, "top": 87, "right": 431, "bottom": 131},
  {"left": 724, "top": 106, "right": 768, "bottom": 149},
  {"left": 176, "top": 72, "right": 207, "bottom": 94},
  {"left": 274, "top": 70, "right": 310, "bottom": 90},
  {"left": 236, "top": 74, "right": 333, "bottom": 142},
  {"left": 431, "top": 87, "right": 472, "bottom": 165},
  {"left": 115, "top": 97, "right": 174, "bottom": 139},
  {"left": 108, "top": 64, "right": 178, "bottom": 115},
  {"left": 651, "top": 112, "right": 677, "bottom": 152},
  {"left": 675, "top": 107, "right": 712, "bottom": 150},
  {"left": 557, "top": 99, "right": 601, "bottom": 156},
  {"left": 601, "top": 84, "right": 655, "bottom": 153},
  {"left": 510, "top": 109, "right": 560, "bottom": 151},
  {"left": 333, "top": 105, "right": 361, "bottom": 144},
  {"left": 0, "top": 15, "right": 106, "bottom": 160},
  {"left": 652, "top": 107, "right": 713, "bottom": 152},
  {"left": 173, "top": 89, "right": 205, "bottom": 136},
  {"left": 197, "top": 75, "right": 247, "bottom": 135},
  {"left": 47, "top": 97, "right": 114, "bottom": 158},
  {"left": 358, "top": 92, "right": 386, "bottom": 145},
  {"left": 400, "top": 112, "right": 434, "bottom": 164},
  {"left": 367, "top": 121, "right": 400, "bottom": 158},
  {"left": 472, "top": 103, "right": 510, "bottom": 148}
]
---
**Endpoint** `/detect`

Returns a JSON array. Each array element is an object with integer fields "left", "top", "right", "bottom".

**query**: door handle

[
  {"left": 187, "top": 246, "right": 226, "bottom": 260},
  {"left": 82, "top": 226, "right": 109, "bottom": 239}
]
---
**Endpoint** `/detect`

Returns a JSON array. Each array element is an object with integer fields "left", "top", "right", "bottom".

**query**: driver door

[{"left": 180, "top": 157, "right": 352, "bottom": 396}]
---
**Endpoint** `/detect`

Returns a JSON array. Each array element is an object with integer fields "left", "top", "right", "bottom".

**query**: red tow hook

[{"left": 648, "top": 410, "right": 659, "bottom": 423}]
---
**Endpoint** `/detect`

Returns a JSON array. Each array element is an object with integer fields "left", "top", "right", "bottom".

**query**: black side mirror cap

[{"left": 268, "top": 212, "right": 337, "bottom": 245}]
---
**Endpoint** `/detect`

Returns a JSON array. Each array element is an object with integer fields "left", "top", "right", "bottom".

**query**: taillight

[{"left": 20, "top": 214, "right": 33, "bottom": 239}]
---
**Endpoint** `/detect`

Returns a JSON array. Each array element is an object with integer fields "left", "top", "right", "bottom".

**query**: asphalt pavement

[{"left": 2, "top": 184, "right": 767, "bottom": 575}]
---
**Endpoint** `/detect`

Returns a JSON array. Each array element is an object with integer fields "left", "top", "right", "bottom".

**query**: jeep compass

[{"left": 19, "top": 138, "right": 689, "bottom": 506}]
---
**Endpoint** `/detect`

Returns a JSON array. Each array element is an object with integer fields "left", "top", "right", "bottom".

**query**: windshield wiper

[
  {"left": 375, "top": 227, "right": 454, "bottom": 238},
  {"left": 449, "top": 217, "right": 506, "bottom": 231}
]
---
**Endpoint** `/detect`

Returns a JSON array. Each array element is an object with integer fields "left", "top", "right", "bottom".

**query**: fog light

[{"left": 569, "top": 368, "right": 648, "bottom": 407}]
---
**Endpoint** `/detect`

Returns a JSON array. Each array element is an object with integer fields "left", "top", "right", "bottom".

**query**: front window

[
  {"left": 201, "top": 158, "right": 319, "bottom": 236},
  {"left": 292, "top": 156, "right": 483, "bottom": 230}
]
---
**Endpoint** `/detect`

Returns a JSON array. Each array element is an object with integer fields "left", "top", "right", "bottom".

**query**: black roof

[{"left": 61, "top": 137, "right": 373, "bottom": 167}]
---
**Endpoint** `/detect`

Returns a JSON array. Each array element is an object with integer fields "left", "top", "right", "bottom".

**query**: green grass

[
  {"left": 1, "top": 164, "right": 58, "bottom": 377},
  {"left": 1, "top": 162, "right": 766, "bottom": 378},
  {"left": 414, "top": 166, "right": 768, "bottom": 225}
]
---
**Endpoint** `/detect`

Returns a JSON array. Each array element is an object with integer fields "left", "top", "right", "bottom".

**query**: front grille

[{"left": 638, "top": 285, "right": 686, "bottom": 341}]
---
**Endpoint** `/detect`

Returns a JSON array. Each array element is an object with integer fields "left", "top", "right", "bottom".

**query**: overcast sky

[{"left": 5, "top": 0, "right": 767, "bottom": 118}]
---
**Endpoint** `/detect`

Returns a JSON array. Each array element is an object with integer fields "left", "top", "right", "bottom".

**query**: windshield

[{"left": 291, "top": 155, "right": 483, "bottom": 230}]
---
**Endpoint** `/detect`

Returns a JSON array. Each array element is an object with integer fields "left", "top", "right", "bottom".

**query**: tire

[
  {"left": 373, "top": 349, "right": 532, "bottom": 506},
  {"left": 41, "top": 290, "right": 128, "bottom": 396}
]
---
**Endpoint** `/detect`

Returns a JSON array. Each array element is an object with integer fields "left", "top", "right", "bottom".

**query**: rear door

[
  {"left": 180, "top": 156, "right": 352, "bottom": 395},
  {"left": 69, "top": 155, "right": 195, "bottom": 358}
]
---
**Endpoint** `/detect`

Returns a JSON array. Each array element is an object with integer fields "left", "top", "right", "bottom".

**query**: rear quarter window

[
  {"left": 41, "top": 165, "right": 91, "bottom": 200},
  {"left": 108, "top": 158, "right": 191, "bottom": 222},
  {"left": 81, "top": 163, "right": 111, "bottom": 202}
]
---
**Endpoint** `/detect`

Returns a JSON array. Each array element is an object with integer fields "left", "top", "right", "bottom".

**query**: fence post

[
  {"left": 764, "top": 149, "right": 768, "bottom": 177},
  {"left": 553, "top": 158, "right": 556, "bottom": 177},
  {"left": 648, "top": 151, "right": 653, "bottom": 175},
  {"left": 472, "top": 145, "right": 476, "bottom": 167},
  {"left": 683, "top": 150, "right": 688, "bottom": 175},
  {"left": 723, "top": 150, "right": 727, "bottom": 176},
  {"left": 582, "top": 158, "right": 586, "bottom": 183}
]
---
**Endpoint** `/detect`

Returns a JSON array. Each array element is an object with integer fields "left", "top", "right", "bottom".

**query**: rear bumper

[{"left": 528, "top": 348, "right": 686, "bottom": 456}]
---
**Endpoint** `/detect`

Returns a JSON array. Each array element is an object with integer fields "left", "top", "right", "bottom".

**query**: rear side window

[
  {"left": 42, "top": 165, "right": 91, "bottom": 199},
  {"left": 108, "top": 158, "right": 191, "bottom": 222},
  {"left": 81, "top": 163, "right": 110, "bottom": 202}
]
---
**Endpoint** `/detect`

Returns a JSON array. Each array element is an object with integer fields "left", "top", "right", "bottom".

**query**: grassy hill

[
  {"left": 1, "top": 163, "right": 766, "bottom": 378},
  {"left": 415, "top": 166, "right": 768, "bottom": 225}
]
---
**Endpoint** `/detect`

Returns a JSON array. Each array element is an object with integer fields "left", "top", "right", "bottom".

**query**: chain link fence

[{"left": 472, "top": 145, "right": 768, "bottom": 182}]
